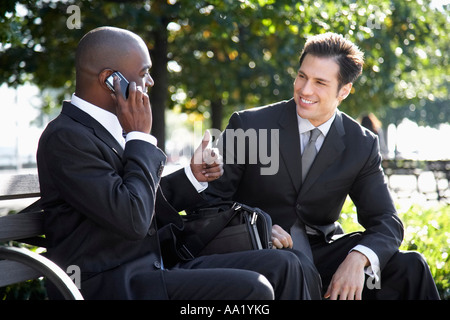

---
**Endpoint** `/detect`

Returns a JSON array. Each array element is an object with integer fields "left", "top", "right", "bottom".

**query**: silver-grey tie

[
  {"left": 301, "top": 128, "right": 321, "bottom": 182},
  {"left": 290, "top": 128, "right": 322, "bottom": 260}
]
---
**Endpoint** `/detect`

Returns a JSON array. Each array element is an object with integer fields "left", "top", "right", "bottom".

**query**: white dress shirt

[
  {"left": 70, "top": 94, "right": 207, "bottom": 193},
  {"left": 297, "top": 112, "right": 380, "bottom": 280}
]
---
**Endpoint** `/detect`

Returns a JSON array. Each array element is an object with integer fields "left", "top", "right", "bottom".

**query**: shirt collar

[
  {"left": 71, "top": 94, "right": 125, "bottom": 148},
  {"left": 297, "top": 111, "right": 336, "bottom": 137}
]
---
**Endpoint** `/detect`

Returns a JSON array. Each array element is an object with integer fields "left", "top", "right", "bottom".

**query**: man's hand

[
  {"left": 271, "top": 224, "right": 293, "bottom": 249},
  {"left": 324, "top": 251, "right": 369, "bottom": 300},
  {"left": 111, "top": 77, "right": 152, "bottom": 134},
  {"left": 190, "top": 130, "right": 223, "bottom": 182}
]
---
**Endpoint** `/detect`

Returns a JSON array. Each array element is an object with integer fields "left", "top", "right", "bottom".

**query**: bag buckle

[
  {"left": 177, "top": 244, "right": 194, "bottom": 260},
  {"left": 251, "top": 212, "right": 258, "bottom": 225}
]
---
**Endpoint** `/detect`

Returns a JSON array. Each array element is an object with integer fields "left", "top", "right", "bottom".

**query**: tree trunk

[
  {"left": 149, "top": 22, "right": 168, "bottom": 152},
  {"left": 211, "top": 99, "right": 223, "bottom": 131}
]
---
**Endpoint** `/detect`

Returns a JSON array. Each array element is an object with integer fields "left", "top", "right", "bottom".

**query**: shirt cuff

[
  {"left": 184, "top": 165, "right": 208, "bottom": 193},
  {"left": 125, "top": 131, "right": 158, "bottom": 146},
  {"left": 351, "top": 245, "right": 381, "bottom": 281}
]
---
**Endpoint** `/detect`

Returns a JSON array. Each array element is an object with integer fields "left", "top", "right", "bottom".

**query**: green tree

[
  {"left": 1, "top": 0, "right": 174, "bottom": 149},
  {"left": 168, "top": 0, "right": 449, "bottom": 129},
  {"left": 0, "top": 0, "right": 448, "bottom": 147}
]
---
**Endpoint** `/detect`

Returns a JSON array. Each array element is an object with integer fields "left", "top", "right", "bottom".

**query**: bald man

[{"left": 37, "top": 26, "right": 320, "bottom": 300}]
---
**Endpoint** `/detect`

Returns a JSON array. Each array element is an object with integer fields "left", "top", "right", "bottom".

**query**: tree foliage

[
  {"left": 0, "top": 0, "right": 448, "bottom": 146},
  {"left": 168, "top": 0, "right": 449, "bottom": 128}
]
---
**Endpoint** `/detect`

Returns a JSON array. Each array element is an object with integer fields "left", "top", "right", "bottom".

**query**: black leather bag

[{"left": 176, "top": 202, "right": 273, "bottom": 261}]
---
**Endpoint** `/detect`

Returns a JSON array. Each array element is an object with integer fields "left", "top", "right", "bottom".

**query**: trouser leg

[
  {"left": 373, "top": 250, "right": 440, "bottom": 300},
  {"left": 174, "top": 249, "right": 321, "bottom": 300},
  {"left": 283, "top": 248, "right": 322, "bottom": 299},
  {"left": 163, "top": 267, "right": 274, "bottom": 300},
  {"left": 310, "top": 232, "right": 440, "bottom": 300}
]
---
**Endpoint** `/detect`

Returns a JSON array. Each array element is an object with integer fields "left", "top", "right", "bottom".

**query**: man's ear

[
  {"left": 98, "top": 68, "right": 115, "bottom": 91},
  {"left": 338, "top": 83, "right": 353, "bottom": 102}
]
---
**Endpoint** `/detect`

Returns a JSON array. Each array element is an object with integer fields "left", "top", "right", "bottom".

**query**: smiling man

[{"left": 204, "top": 32, "right": 439, "bottom": 300}]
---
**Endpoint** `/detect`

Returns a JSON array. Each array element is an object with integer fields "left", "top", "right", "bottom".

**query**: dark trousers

[
  {"left": 168, "top": 249, "right": 322, "bottom": 300},
  {"left": 310, "top": 232, "right": 440, "bottom": 300}
]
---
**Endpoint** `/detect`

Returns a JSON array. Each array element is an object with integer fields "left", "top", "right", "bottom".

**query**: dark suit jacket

[
  {"left": 37, "top": 102, "right": 201, "bottom": 299},
  {"left": 205, "top": 98, "right": 403, "bottom": 270}
]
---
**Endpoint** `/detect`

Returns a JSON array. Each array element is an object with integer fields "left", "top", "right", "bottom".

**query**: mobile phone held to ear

[{"left": 105, "top": 71, "right": 129, "bottom": 99}]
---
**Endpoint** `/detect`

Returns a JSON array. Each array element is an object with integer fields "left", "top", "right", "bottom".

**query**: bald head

[
  {"left": 76, "top": 27, "right": 145, "bottom": 78},
  {"left": 74, "top": 26, "right": 151, "bottom": 111}
]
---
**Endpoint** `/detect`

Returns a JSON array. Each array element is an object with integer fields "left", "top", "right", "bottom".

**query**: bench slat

[
  {"left": 0, "top": 173, "right": 84, "bottom": 299},
  {"left": 0, "top": 246, "right": 83, "bottom": 300},
  {"left": 0, "top": 260, "right": 43, "bottom": 287},
  {"left": 0, "top": 211, "right": 44, "bottom": 242}
]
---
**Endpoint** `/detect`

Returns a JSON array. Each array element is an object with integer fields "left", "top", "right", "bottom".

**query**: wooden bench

[{"left": 0, "top": 172, "right": 83, "bottom": 300}]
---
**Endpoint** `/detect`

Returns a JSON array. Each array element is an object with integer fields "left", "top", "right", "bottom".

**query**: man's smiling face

[{"left": 293, "top": 54, "right": 352, "bottom": 126}]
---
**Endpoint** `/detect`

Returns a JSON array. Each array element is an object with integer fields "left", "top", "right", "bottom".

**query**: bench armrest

[{"left": 0, "top": 246, "right": 83, "bottom": 300}]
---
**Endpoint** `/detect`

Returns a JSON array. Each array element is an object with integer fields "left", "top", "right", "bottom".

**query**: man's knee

[
  {"left": 389, "top": 250, "right": 428, "bottom": 272},
  {"left": 266, "top": 249, "right": 303, "bottom": 267},
  {"left": 382, "top": 250, "right": 432, "bottom": 288},
  {"left": 404, "top": 250, "right": 428, "bottom": 265},
  {"left": 378, "top": 250, "right": 439, "bottom": 299},
  {"left": 242, "top": 273, "right": 274, "bottom": 300},
  {"left": 277, "top": 248, "right": 319, "bottom": 277}
]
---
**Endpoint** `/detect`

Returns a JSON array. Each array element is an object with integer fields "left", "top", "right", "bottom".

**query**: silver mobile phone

[{"left": 105, "top": 71, "right": 129, "bottom": 99}]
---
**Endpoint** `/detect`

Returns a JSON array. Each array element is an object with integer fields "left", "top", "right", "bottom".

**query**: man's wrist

[
  {"left": 126, "top": 131, "right": 157, "bottom": 145},
  {"left": 184, "top": 165, "right": 208, "bottom": 193},
  {"left": 348, "top": 250, "right": 370, "bottom": 268}
]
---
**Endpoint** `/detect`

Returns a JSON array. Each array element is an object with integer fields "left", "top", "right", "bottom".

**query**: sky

[
  {"left": 431, "top": 0, "right": 450, "bottom": 9},
  {"left": 0, "top": 83, "right": 43, "bottom": 168}
]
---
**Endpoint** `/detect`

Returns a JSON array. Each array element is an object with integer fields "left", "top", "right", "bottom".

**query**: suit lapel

[
  {"left": 61, "top": 101, "right": 124, "bottom": 159},
  {"left": 278, "top": 99, "right": 303, "bottom": 193},
  {"left": 92, "top": 125, "right": 124, "bottom": 159},
  {"left": 299, "top": 111, "right": 346, "bottom": 197}
]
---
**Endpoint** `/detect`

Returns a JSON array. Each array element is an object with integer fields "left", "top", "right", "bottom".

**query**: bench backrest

[
  {"left": 0, "top": 172, "right": 44, "bottom": 287},
  {"left": 0, "top": 172, "right": 83, "bottom": 299}
]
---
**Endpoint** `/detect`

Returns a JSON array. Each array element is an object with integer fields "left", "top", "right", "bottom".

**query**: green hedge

[{"left": 339, "top": 198, "right": 450, "bottom": 300}]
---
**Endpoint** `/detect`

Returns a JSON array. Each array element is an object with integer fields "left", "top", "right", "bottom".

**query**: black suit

[
  {"left": 205, "top": 99, "right": 439, "bottom": 299},
  {"left": 37, "top": 101, "right": 318, "bottom": 300}
]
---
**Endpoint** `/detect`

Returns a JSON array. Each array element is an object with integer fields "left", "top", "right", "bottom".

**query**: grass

[{"left": 339, "top": 197, "right": 450, "bottom": 300}]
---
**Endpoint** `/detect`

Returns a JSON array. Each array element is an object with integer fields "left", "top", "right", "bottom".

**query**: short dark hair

[{"left": 299, "top": 32, "right": 364, "bottom": 89}]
